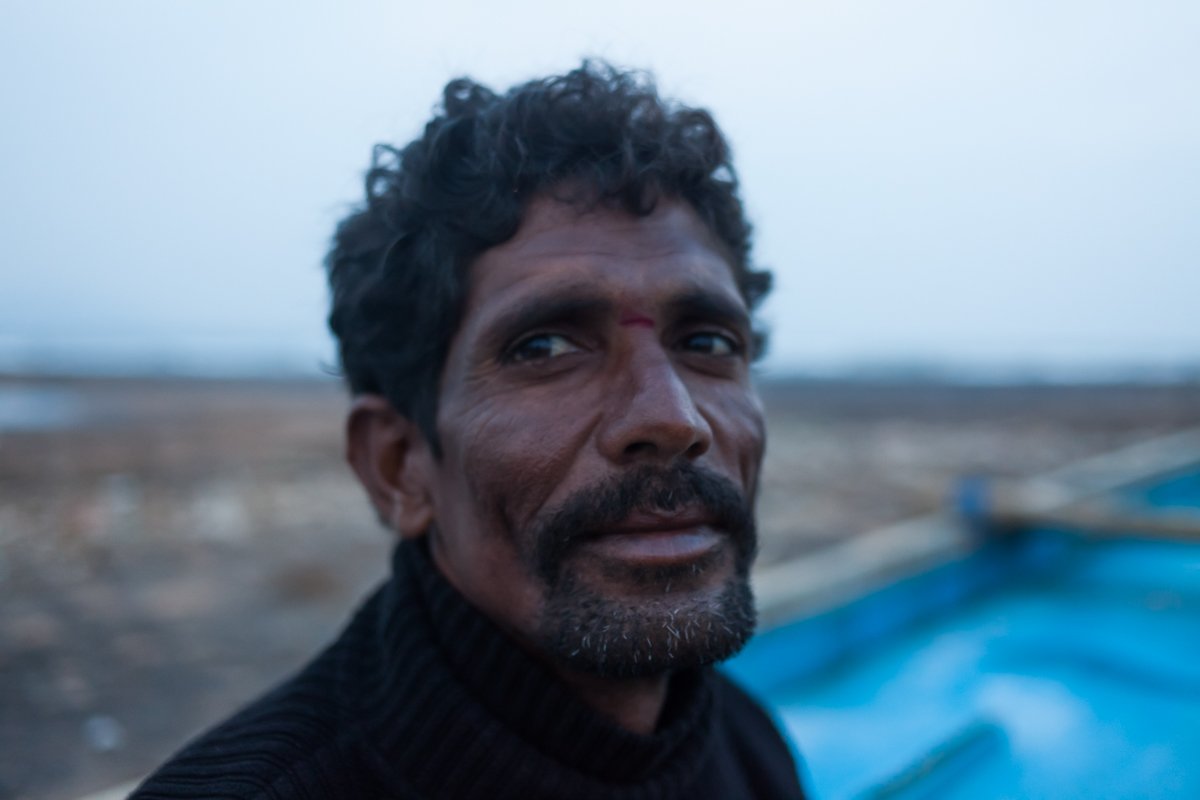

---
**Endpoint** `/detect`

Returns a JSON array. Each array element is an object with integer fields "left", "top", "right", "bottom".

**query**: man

[{"left": 135, "top": 62, "right": 806, "bottom": 799}]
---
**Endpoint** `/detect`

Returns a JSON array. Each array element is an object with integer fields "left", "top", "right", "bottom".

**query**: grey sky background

[{"left": 2, "top": 1, "right": 1198, "bottom": 380}]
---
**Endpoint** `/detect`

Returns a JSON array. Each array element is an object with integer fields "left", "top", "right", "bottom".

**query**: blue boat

[{"left": 728, "top": 429, "right": 1200, "bottom": 799}]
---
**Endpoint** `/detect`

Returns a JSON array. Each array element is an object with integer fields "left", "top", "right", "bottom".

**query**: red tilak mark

[{"left": 618, "top": 315, "right": 655, "bottom": 329}]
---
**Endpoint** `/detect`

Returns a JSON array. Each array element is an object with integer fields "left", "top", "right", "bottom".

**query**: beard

[{"left": 526, "top": 463, "right": 758, "bottom": 679}]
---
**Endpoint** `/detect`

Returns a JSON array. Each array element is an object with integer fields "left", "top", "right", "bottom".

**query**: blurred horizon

[{"left": 1, "top": 344, "right": 1199, "bottom": 385}]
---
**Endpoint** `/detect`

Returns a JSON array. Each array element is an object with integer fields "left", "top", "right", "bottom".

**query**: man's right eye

[{"left": 504, "top": 333, "right": 581, "bottom": 364}]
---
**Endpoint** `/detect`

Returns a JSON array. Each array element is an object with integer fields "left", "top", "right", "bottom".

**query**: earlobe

[{"left": 345, "top": 395, "right": 436, "bottom": 538}]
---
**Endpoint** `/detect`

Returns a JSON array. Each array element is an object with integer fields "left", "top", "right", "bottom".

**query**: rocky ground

[{"left": 2, "top": 375, "right": 1199, "bottom": 800}]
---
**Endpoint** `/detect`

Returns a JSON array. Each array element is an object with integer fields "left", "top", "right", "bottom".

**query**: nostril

[
  {"left": 623, "top": 441, "right": 658, "bottom": 459},
  {"left": 684, "top": 439, "right": 708, "bottom": 460}
]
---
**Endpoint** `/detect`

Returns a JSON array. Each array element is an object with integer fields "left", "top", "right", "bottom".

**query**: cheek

[
  {"left": 703, "top": 387, "right": 766, "bottom": 489},
  {"left": 445, "top": 392, "right": 597, "bottom": 533}
]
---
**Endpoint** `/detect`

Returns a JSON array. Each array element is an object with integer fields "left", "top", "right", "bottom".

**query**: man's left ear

[{"left": 344, "top": 395, "right": 436, "bottom": 538}]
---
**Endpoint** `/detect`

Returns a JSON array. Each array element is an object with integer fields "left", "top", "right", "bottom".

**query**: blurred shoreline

[{"left": 6, "top": 368, "right": 1200, "bottom": 429}]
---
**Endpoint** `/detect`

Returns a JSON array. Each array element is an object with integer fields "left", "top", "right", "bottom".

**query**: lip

[
  {"left": 607, "top": 509, "right": 715, "bottom": 535},
  {"left": 582, "top": 511, "right": 724, "bottom": 565}
]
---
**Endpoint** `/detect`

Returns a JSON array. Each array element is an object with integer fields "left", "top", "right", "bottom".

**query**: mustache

[{"left": 529, "top": 463, "right": 756, "bottom": 583}]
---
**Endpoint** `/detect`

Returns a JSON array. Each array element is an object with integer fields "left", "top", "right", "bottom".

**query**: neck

[
  {"left": 553, "top": 668, "right": 671, "bottom": 735},
  {"left": 418, "top": 537, "right": 679, "bottom": 735}
]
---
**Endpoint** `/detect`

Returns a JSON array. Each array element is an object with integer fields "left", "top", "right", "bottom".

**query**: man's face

[{"left": 424, "top": 195, "right": 766, "bottom": 678}]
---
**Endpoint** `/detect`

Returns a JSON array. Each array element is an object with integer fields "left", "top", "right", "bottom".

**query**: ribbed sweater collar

[{"left": 346, "top": 538, "right": 718, "bottom": 799}]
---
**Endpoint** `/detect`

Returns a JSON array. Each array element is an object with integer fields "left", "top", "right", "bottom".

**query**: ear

[{"left": 345, "top": 394, "right": 436, "bottom": 538}]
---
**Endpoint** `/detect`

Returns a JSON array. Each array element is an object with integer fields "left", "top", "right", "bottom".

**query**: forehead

[{"left": 462, "top": 197, "right": 743, "bottom": 320}]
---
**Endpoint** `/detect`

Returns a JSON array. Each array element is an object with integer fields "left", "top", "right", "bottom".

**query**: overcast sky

[{"left": 2, "top": 1, "right": 1198, "bottom": 379}]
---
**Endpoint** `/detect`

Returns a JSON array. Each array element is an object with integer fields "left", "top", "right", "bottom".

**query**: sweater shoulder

[{"left": 129, "top": 657, "right": 370, "bottom": 800}]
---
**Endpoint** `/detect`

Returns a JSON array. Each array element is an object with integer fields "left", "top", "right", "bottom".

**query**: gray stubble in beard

[{"left": 538, "top": 559, "right": 757, "bottom": 679}]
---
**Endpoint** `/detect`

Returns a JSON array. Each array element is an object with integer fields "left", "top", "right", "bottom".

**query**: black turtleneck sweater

[{"left": 133, "top": 540, "right": 807, "bottom": 799}]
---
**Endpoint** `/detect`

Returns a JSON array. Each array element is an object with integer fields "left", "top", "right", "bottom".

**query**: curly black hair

[{"left": 326, "top": 61, "right": 771, "bottom": 452}]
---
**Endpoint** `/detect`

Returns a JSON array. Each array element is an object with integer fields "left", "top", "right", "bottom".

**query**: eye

[
  {"left": 680, "top": 331, "right": 739, "bottom": 356},
  {"left": 505, "top": 333, "right": 581, "bottom": 363}
]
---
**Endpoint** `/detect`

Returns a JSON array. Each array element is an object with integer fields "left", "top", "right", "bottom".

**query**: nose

[{"left": 597, "top": 344, "right": 713, "bottom": 465}]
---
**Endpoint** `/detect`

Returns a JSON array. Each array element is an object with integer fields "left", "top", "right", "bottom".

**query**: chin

[{"left": 537, "top": 570, "right": 757, "bottom": 680}]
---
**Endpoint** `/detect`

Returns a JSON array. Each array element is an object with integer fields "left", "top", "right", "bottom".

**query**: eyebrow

[
  {"left": 666, "top": 289, "right": 752, "bottom": 333},
  {"left": 483, "top": 290, "right": 615, "bottom": 351}
]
